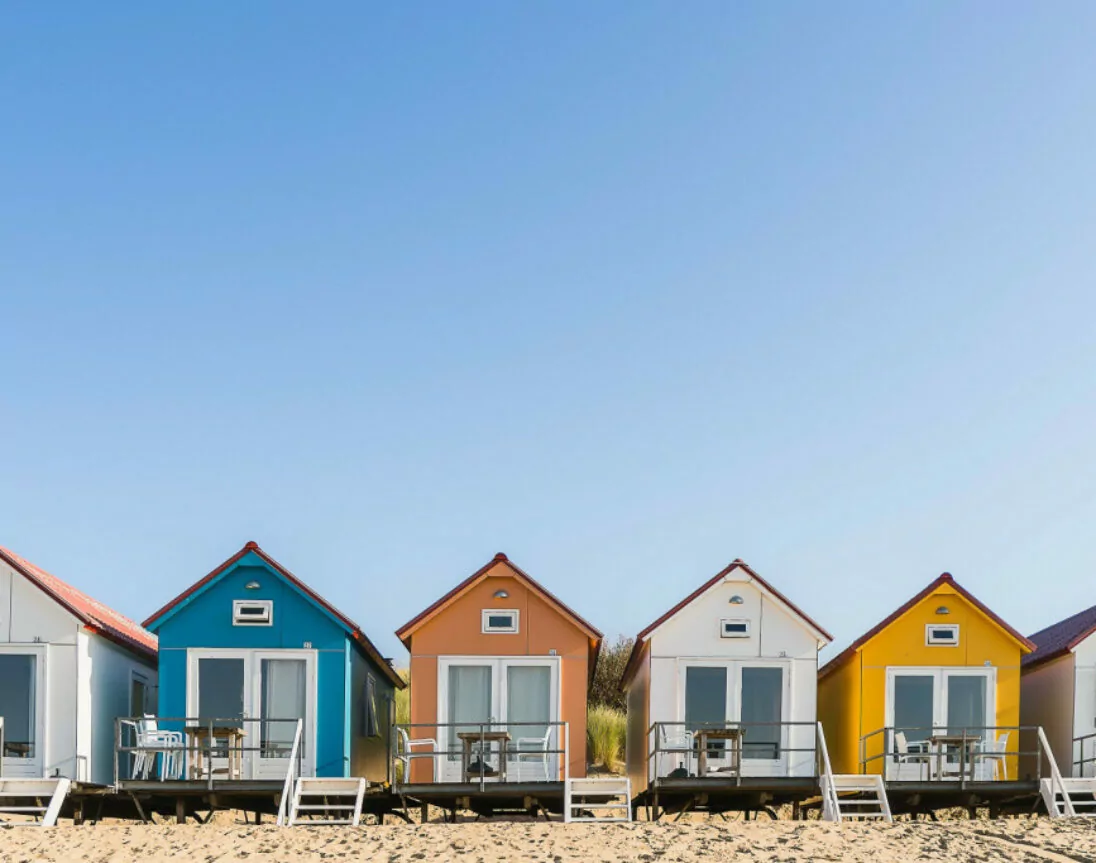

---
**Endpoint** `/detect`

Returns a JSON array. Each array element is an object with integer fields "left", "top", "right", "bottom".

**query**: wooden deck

[
  {"left": 637, "top": 776, "right": 821, "bottom": 820},
  {"left": 880, "top": 780, "right": 1042, "bottom": 817},
  {"left": 393, "top": 781, "right": 572, "bottom": 819}
]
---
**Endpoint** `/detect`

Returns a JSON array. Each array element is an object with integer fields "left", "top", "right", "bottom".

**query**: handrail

[
  {"left": 1073, "top": 732, "right": 1096, "bottom": 775},
  {"left": 276, "top": 719, "right": 304, "bottom": 826},
  {"left": 815, "top": 721, "right": 840, "bottom": 822},
  {"left": 858, "top": 725, "right": 1036, "bottom": 784},
  {"left": 1038, "top": 726, "right": 1074, "bottom": 816}
]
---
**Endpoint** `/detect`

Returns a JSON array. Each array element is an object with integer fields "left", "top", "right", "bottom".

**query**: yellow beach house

[{"left": 818, "top": 572, "right": 1034, "bottom": 781}]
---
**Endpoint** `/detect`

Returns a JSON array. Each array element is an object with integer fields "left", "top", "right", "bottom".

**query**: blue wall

[{"left": 151, "top": 551, "right": 352, "bottom": 777}]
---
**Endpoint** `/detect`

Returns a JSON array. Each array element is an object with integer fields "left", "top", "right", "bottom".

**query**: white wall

[
  {"left": 86, "top": 634, "right": 157, "bottom": 785},
  {"left": 646, "top": 573, "right": 824, "bottom": 778},
  {"left": 1071, "top": 633, "right": 1096, "bottom": 777}
]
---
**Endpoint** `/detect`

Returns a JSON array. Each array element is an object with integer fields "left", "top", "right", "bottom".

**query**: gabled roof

[
  {"left": 143, "top": 542, "right": 405, "bottom": 689},
  {"left": 818, "top": 572, "right": 1035, "bottom": 681},
  {"left": 0, "top": 545, "right": 157, "bottom": 661},
  {"left": 395, "top": 553, "right": 603, "bottom": 660},
  {"left": 1023, "top": 603, "right": 1096, "bottom": 671},
  {"left": 621, "top": 559, "right": 832, "bottom": 690}
]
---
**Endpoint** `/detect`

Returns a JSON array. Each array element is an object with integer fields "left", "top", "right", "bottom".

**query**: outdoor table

[
  {"left": 186, "top": 726, "right": 246, "bottom": 780},
  {"left": 927, "top": 733, "right": 980, "bottom": 780},
  {"left": 457, "top": 730, "right": 511, "bottom": 782},
  {"left": 696, "top": 727, "right": 744, "bottom": 777}
]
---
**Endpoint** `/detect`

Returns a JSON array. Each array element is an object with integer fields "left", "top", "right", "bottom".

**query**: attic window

[
  {"left": 926, "top": 623, "right": 959, "bottom": 646},
  {"left": 482, "top": 609, "right": 519, "bottom": 634},
  {"left": 720, "top": 619, "right": 750, "bottom": 639},
  {"left": 233, "top": 599, "right": 273, "bottom": 626}
]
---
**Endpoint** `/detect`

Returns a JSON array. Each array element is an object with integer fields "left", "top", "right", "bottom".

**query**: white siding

[
  {"left": 87, "top": 634, "right": 156, "bottom": 785},
  {"left": 1072, "top": 633, "right": 1096, "bottom": 777},
  {"left": 644, "top": 573, "right": 825, "bottom": 778}
]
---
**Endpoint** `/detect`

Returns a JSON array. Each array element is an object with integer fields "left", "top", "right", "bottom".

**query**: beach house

[
  {"left": 818, "top": 572, "right": 1034, "bottom": 780},
  {"left": 142, "top": 541, "right": 404, "bottom": 783},
  {"left": 620, "top": 559, "right": 832, "bottom": 797},
  {"left": 395, "top": 553, "right": 602, "bottom": 784},
  {"left": 1021, "top": 604, "right": 1096, "bottom": 778},
  {"left": 0, "top": 545, "right": 157, "bottom": 785}
]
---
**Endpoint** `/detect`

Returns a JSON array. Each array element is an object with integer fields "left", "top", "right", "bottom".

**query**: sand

[{"left": 2, "top": 820, "right": 1096, "bottom": 863}]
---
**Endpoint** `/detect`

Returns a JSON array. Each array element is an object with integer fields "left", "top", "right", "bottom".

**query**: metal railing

[
  {"left": 113, "top": 716, "right": 305, "bottom": 789},
  {"left": 393, "top": 721, "right": 570, "bottom": 791},
  {"left": 646, "top": 721, "right": 821, "bottom": 784},
  {"left": 858, "top": 726, "right": 1036, "bottom": 784},
  {"left": 1074, "top": 732, "right": 1096, "bottom": 777}
]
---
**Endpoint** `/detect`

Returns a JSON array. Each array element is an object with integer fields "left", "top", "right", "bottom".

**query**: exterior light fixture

[
  {"left": 493, "top": 590, "right": 509, "bottom": 599},
  {"left": 935, "top": 606, "right": 950, "bottom": 615},
  {"left": 245, "top": 581, "right": 261, "bottom": 590},
  {"left": 729, "top": 595, "right": 744, "bottom": 605}
]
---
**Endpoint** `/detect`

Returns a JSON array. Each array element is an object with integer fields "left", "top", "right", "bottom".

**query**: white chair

[
  {"left": 397, "top": 727, "right": 439, "bottom": 782},
  {"left": 657, "top": 725, "right": 695, "bottom": 779},
  {"left": 979, "top": 731, "right": 1010, "bottom": 781},
  {"left": 122, "top": 717, "right": 184, "bottom": 780},
  {"left": 515, "top": 727, "right": 553, "bottom": 781},
  {"left": 893, "top": 731, "right": 930, "bottom": 780}
]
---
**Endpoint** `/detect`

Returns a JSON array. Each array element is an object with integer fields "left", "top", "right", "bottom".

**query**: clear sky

[{"left": 3, "top": 2, "right": 1095, "bottom": 663}]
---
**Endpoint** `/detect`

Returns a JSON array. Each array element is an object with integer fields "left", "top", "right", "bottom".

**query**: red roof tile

[
  {"left": 0, "top": 546, "right": 157, "bottom": 661},
  {"left": 1023, "top": 604, "right": 1096, "bottom": 671}
]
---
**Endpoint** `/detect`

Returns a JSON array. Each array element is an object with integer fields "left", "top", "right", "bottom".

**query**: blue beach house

[{"left": 142, "top": 541, "right": 404, "bottom": 783}]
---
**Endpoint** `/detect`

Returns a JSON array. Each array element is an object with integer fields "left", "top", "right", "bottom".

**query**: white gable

[
  {"left": 647, "top": 570, "right": 825, "bottom": 662},
  {"left": 0, "top": 557, "right": 81, "bottom": 645}
]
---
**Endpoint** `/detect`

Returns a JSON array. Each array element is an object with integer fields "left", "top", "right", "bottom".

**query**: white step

[
  {"left": 564, "top": 777, "right": 631, "bottom": 823},
  {"left": 1040, "top": 777, "right": 1096, "bottom": 818},
  {"left": 0, "top": 778, "right": 71, "bottom": 827},
  {"left": 822, "top": 774, "right": 892, "bottom": 823},
  {"left": 288, "top": 778, "right": 367, "bottom": 827}
]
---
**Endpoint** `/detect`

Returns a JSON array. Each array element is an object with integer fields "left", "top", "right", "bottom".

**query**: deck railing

[
  {"left": 113, "top": 716, "right": 305, "bottom": 789},
  {"left": 275, "top": 719, "right": 305, "bottom": 825},
  {"left": 392, "top": 721, "right": 570, "bottom": 791},
  {"left": 1073, "top": 732, "right": 1096, "bottom": 778},
  {"left": 858, "top": 725, "right": 1038, "bottom": 784},
  {"left": 646, "top": 721, "right": 821, "bottom": 784}
]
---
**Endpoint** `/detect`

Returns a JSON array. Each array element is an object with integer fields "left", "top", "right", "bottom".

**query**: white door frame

[
  {"left": 0, "top": 644, "right": 47, "bottom": 779},
  {"left": 436, "top": 656, "right": 561, "bottom": 782},
  {"left": 185, "top": 648, "right": 317, "bottom": 779},
  {"left": 676, "top": 658, "right": 791, "bottom": 777}
]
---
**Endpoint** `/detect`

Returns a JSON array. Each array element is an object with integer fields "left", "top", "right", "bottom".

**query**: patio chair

[
  {"left": 978, "top": 731, "right": 1010, "bottom": 781},
  {"left": 396, "top": 727, "right": 439, "bottom": 782},
  {"left": 893, "top": 732, "right": 931, "bottom": 780},
  {"left": 515, "top": 727, "right": 553, "bottom": 781},
  {"left": 657, "top": 726, "right": 695, "bottom": 779},
  {"left": 121, "top": 717, "right": 184, "bottom": 780}
]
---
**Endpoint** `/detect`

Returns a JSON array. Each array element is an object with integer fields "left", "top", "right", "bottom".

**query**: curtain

[
  {"left": 507, "top": 666, "right": 551, "bottom": 742},
  {"left": 946, "top": 675, "right": 987, "bottom": 737},
  {"left": 448, "top": 665, "right": 492, "bottom": 760},
  {"left": 0, "top": 655, "right": 36, "bottom": 757},
  {"left": 261, "top": 659, "right": 306, "bottom": 755},
  {"left": 740, "top": 667, "right": 783, "bottom": 760}
]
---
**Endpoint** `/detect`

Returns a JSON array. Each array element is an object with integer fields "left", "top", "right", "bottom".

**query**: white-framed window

[
  {"left": 925, "top": 624, "right": 959, "bottom": 646},
  {"left": 481, "top": 609, "right": 519, "bottom": 634},
  {"left": 720, "top": 618, "right": 751, "bottom": 638},
  {"left": 233, "top": 599, "right": 273, "bottom": 626}
]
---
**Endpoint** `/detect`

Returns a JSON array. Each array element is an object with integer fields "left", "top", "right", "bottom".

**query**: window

[
  {"left": 0, "top": 654, "right": 37, "bottom": 758},
  {"left": 233, "top": 599, "right": 273, "bottom": 626},
  {"left": 926, "top": 624, "right": 959, "bottom": 646},
  {"left": 364, "top": 675, "right": 379, "bottom": 737},
  {"left": 720, "top": 619, "right": 750, "bottom": 638},
  {"left": 482, "top": 609, "right": 519, "bottom": 633},
  {"left": 131, "top": 673, "right": 149, "bottom": 717}
]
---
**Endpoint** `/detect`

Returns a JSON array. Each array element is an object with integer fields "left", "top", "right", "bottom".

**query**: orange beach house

[{"left": 395, "top": 553, "right": 602, "bottom": 783}]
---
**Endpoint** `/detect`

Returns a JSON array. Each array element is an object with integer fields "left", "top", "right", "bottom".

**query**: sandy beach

[{"left": 2, "top": 820, "right": 1094, "bottom": 863}]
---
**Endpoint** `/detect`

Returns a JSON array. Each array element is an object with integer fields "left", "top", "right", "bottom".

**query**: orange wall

[{"left": 407, "top": 561, "right": 592, "bottom": 780}]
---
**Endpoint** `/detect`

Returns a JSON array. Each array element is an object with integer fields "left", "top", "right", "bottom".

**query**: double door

[
  {"left": 437, "top": 657, "right": 559, "bottom": 782},
  {"left": 885, "top": 667, "right": 993, "bottom": 778},
  {"left": 680, "top": 661, "right": 788, "bottom": 776},
  {"left": 186, "top": 649, "right": 316, "bottom": 779}
]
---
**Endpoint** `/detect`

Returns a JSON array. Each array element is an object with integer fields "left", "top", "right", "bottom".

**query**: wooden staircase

[
  {"left": 0, "top": 778, "right": 71, "bottom": 827},
  {"left": 563, "top": 777, "right": 632, "bottom": 823},
  {"left": 287, "top": 778, "right": 368, "bottom": 826},
  {"left": 1040, "top": 777, "right": 1096, "bottom": 818},
  {"left": 822, "top": 774, "right": 893, "bottom": 822}
]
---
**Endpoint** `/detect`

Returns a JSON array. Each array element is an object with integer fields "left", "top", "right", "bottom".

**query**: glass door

[
  {"left": 739, "top": 666, "right": 785, "bottom": 775},
  {"left": 254, "top": 657, "right": 308, "bottom": 779},
  {"left": 443, "top": 662, "right": 494, "bottom": 780},
  {"left": 684, "top": 665, "right": 729, "bottom": 773},
  {"left": 504, "top": 664, "right": 555, "bottom": 780},
  {"left": 0, "top": 653, "right": 40, "bottom": 778},
  {"left": 889, "top": 673, "right": 935, "bottom": 779}
]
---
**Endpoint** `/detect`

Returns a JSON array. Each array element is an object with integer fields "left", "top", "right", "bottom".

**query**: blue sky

[{"left": 3, "top": 2, "right": 1095, "bottom": 662}]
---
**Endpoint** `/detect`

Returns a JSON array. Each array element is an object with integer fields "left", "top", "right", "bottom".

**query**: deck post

[{"left": 176, "top": 797, "right": 186, "bottom": 824}]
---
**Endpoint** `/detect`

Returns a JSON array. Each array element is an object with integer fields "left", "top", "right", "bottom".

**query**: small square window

[
  {"left": 482, "top": 609, "right": 519, "bottom": 633},
  {"left": 233, "top": 599, "right": 273, "bottom": 626},
  {"left": 926, "top": 624, "right": 959, "bottom": 646},
  {"left": 720, "top": 619, "right": 750, "bottom": 638}
]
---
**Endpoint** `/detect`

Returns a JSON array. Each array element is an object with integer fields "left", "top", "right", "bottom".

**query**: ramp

[
  {"left": 564, "top": 777, "right": 631, "bottom": 823},
  {"left": 0, "top": 778, "right": 71, "bottom": 827},
  {"left": 287, "top": 777, "right": 367, "bottom": 826}
]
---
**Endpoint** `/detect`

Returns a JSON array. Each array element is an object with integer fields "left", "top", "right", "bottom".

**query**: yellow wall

[{"left": 822, "top": 582, "right": 1027, "bottom": 776}]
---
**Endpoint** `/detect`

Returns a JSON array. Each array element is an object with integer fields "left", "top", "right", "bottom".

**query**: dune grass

[{"left": 587, "top": 703, "right": 626, "bottom": 772}]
